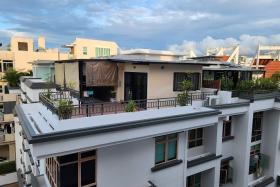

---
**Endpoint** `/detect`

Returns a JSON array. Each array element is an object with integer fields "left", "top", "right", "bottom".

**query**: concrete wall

[{"left": 117, "top": 63, "right": 203, "bottom": 100}]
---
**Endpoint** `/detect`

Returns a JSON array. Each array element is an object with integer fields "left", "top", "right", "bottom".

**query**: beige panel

[
  {"left": 54, "top": 63, "right": 65, "bottom": 87},
  {"left": 65, "top": 62, "right": 80, "bottom": 91}
]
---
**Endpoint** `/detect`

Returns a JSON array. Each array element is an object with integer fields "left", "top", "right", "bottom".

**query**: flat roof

[
  {"left": 16, "top": 103, "right": 220, "bottom": 144},
  {"left": 55, "top": 56, "right": 228, "bottom": 66}
]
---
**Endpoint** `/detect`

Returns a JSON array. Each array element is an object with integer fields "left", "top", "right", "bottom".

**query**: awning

[{"left": 86, "top": 61, "right": 117, "bottom": 87}]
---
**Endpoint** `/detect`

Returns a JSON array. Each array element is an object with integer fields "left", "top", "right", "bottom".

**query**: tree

[
  {"left": 3, "top": 68, "right": 32, "bottom": 87},
  {"left": 177, "top": 80, "right": 192, "bottom": 106}
]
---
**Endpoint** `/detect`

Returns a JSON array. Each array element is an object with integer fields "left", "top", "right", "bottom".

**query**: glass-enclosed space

[{"left": 46, "top": 150, "right": 96, "bottom": 187}]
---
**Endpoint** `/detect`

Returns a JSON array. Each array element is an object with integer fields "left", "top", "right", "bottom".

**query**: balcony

[
  {"left": 39, "top": 91, "right": 216, "bottom": 120},
  {"left": 0, "top": 133, "right": 15, "bottom": 143},
  {"left": 249, "top": 154, "right": 269, "bottom": 178}
]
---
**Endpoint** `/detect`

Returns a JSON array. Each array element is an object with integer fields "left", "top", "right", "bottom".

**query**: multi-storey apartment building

[
  {"left": 14, "top": 55, "right": 279, "bottom": 187},
  {"left": 0, "top": 93, "right": 20, "bottom": 186},
  {"left": 15, "top": 85, "right": 280, "bottom": 187}
]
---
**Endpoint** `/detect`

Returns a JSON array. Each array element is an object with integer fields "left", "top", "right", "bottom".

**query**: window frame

[
  {"left": 82, "top": 47, "right": 87, "bottom": 55},
  {"left": 222, "top": 116, "right": 232, "bottom": 138},
  {"left": 155, "top": 134, "right": 178, "bottom": 165},
  {"left": 220, "top": 160, "right": 232, "bottom": 185},
  {"left": 173, "top": 72, "right": 201, "bottom": 91},
  {"left": 46, "top": 150, "right": 97, "bottom": 187},
  {"left": 251, "top": 112, "right": 263, "bottom": 142},
  {"left": 18, "top": 42, "right": 28, "bottom": 51},
  {"left": 188, "top": 128, "right": 203, "bottom": 149},
  {"left": 187, "top": 173, "right": 201, "bottom": 187},
  {"left": 249, "top": 144, "right": 261, "bottom": 175}
]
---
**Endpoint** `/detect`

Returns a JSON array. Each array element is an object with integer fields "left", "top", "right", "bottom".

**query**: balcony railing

[{"left": 39, "top": 91, "right": 216, "bottom": 120}]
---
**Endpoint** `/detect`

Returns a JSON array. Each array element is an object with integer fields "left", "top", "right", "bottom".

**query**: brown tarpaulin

[{"left": 86, "top": 61, "right": 118, "bottom": 87}]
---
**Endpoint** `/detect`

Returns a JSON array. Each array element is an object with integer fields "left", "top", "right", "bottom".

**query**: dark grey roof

[{"left": 23, "top": 78, "right": 56, "bottom": 89}]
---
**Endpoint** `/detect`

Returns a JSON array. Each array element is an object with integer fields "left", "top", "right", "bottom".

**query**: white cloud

[{"left": 168, "top": 34, "right": 280, "bottom": 56}]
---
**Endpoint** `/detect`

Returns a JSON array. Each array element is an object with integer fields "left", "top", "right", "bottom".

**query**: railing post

[
  {"left": 115, "top": 102, "right": 117, "bottom": 113},
  {"left": 86, "top": 105, "right": 89, "bottom": 117},
  {"left": 101, "top": 104, "right": 104, "bottom": 115},
  {"left": 157, "top": 99, "right": 160, "bottom": 109},
  {"left": 175, "top": 97, "right": 177, "bottom": 107}
]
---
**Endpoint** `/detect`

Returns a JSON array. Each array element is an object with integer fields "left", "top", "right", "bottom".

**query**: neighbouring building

[
  {"left": 0, "top": 93, "right": 20, "bottom": 186},
  {"left": 53, "top": 56, "right": 231, "bottom": 103},
  {"left": 121, "top": 48, "right": 197, "bottom": 61},
  {"left": 63, "top": 38, "right": 119, "bottom": 59}
]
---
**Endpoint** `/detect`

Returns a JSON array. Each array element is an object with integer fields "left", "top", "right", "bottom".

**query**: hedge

[{"left": 0, "top": 161, "right": 16, "bottom": 175}]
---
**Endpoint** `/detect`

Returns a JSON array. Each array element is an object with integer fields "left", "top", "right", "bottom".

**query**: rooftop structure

[
  {"left": 121, "top": 48, "right": 197, "bottom": 61},
  {"left": 63, "top": 38, "right": 119, "bottom": 59}
]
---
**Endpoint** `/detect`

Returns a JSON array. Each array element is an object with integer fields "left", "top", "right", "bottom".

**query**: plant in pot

[
  {"left": 57, "top": 99, "right": 73, "bottom": 119},
  {"left": 177, "top": 80, "right": 192, "bottom": 106},
  {"left": 124, "top": 100, "right": 137, "bottom": 112}
]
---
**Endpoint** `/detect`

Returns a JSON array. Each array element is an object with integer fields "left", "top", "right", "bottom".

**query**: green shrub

[
  {"left": 272, "top": 71, "right": 280, "bottom": 81},
  {"left": 221, "top": 77, "right": 234, "bottom": 91},
  {"left": 124, "top": 100, "right": 136, "bottom": 112},
  {"left": 236, "top": 78, "right": 278, "bottom": 92},
  {"left": 0, "top": 161, "right": 16, "bottom": 175},
  {"left": 57, "top": 100, "right": 73, "bottom": 119},
  {"left": 177, "top": 80, "right": 192, "bottom": 106}
]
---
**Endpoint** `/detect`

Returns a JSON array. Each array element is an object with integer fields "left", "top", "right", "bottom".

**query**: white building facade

[{"left": 14, "top": 90, "right": 280, "bottom": 187}]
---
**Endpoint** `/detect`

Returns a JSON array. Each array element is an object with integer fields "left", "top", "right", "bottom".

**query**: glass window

[
  {"left": 155, "top": 134, "right": 178, "bottom": 165},
  {"left": 220, "top": 160, "right": 233, "bottom": 185},
  {"left": 46, "top": 150, "right": 96, "bottom": 187},
  {"left": 18, "top": 42, "right": 28, "bottom": 51},
  {"left": 223, "top": 116, "right": 232, "bottom": 138},
  {"left": 187, "top": 173, "right": 201, "bottom": 187},
  {"left": 173, "top": 73, "right": 200, "bottom": 91},
  {"left": 188, "top": 128, "right": 203, "bottom": 148},
  {"left": 251, "top": 112, "right": 263, "bottom": 142},
  {"left": 249, "top": 144, "right": 261, "bottom": 174},
  {"left": 81, "top": 160, "right": 96, "bottom": 186},
  {"left": 60, "top": 163, "right": 78, "bottom": 187},
  {"left": 83, "top": 47, "right": 87, "bottom": 55}
]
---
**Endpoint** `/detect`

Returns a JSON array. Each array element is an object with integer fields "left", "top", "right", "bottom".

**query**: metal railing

[{"left": 39, "top": 91, "right": 216, "bottom": 119}]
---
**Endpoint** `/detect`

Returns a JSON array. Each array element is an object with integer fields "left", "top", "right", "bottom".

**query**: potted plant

[
  {"left": 177, "top": 80, "right": 192, "bottom": 106},
  {"left": 57, "top": 99, "right": 73, "bottom": 119},
  {"left": 124, "top": 100, "right": 136, "bottom": 112}
]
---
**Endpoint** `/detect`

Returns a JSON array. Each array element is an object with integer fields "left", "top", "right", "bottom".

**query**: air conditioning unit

[{"left": 208, "top": 95, "right": 219, "bottom": 106}]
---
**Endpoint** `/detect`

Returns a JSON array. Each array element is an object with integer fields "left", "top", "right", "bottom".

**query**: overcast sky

[{"left": 0, "top": 0, "right": 280, "bottom": 55}]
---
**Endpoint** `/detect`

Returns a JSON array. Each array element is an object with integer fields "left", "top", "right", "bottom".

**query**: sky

[{"left": 0, "top": 0, "right": 280, "bottom": 55}]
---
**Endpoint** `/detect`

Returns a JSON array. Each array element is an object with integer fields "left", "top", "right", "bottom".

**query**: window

[
  {"left": 223, "top": 117, "right": 232, "bottom": 138},
  {"left": 83, "top": 47, "right": 87, "bottom": 55},
  {"left": 46, "top": 150, "right": 96, "bottom": 187},
  {"left": 187, "top": 173, "right": 201, "bottom": 187},
  {"left": 18, "top": 42, "right": 28, "bottom": 51},
  {"left": 155, "top": 134, "right": 178, "bottom": 165},
  {"left": 220, "top": 160, "right": 233, "bottom": 185},
  {"left": 188, "top": 128, "right": 203, "bottom": 148},
  {"left": 173, "top": 72, "right": 200, "bottom": 91},
  {"left": 95, "top": 47, "right": 110, "bottom": 57},
  {"left": 249, "top": 144, "right": 261, "bottom": 174},
  {"left": 251, "top": 112, "right": 263, "bottom": 142},
  {"left": 3, "top": 61, "right": 13, "bottom": 72}
]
